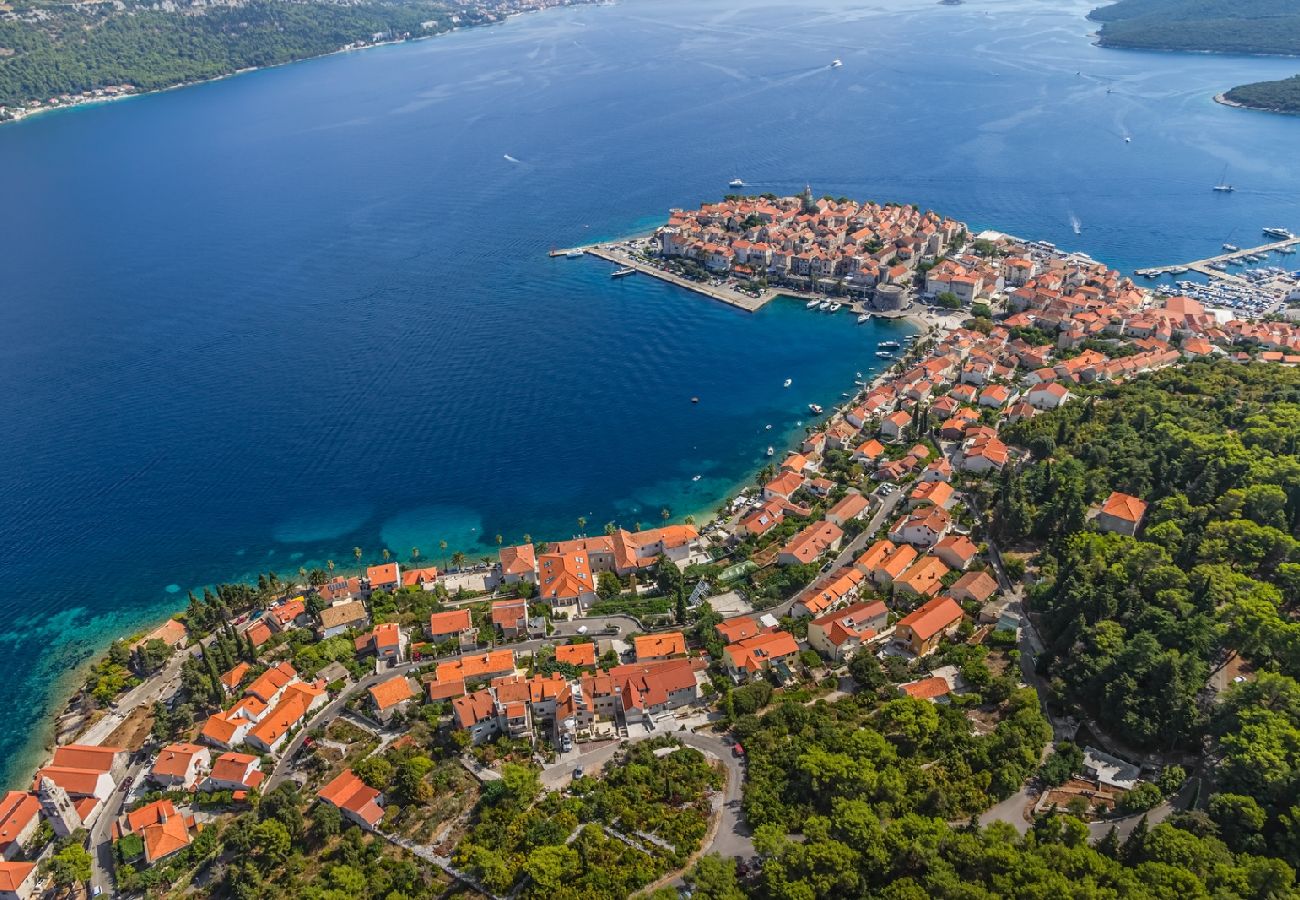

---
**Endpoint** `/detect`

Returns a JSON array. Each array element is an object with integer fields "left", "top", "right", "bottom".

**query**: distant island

[
  {"left": 0, "top": 0, "right": 595, "bottom": 123},
  {"left": 1088, "top": 0, "right": 1300, "bottom": 114},
  {"left": 1088, "top": 0, "right": 1300, "bottom": 56},
  {"left": 1220, "top": 74, "right": 1300, "bottom": 114}
]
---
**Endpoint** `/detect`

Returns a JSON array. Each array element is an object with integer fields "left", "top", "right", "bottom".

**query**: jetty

[
  {"left": 1134, "top": 236, "right": 1300, "bottom": 281},
  {"left": 560, "top": 242, "right": 780, "bottom": 312}
]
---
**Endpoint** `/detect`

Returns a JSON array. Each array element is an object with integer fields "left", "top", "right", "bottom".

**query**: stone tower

[{"left": 37, "top": 776, "right": 83, "bottom": 838}]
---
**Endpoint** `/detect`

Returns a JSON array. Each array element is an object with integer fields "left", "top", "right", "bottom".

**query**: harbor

[{"left": 1133, "top": 233, "right": 1300, "bottom": 280}]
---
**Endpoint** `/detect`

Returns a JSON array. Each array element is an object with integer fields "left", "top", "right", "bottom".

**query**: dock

[
  {"left": 560, "top": 242, "right": 780, "bottom": 312},
  {"left": 1134, "top": 236, "right": 1300, "bottom": 281}
]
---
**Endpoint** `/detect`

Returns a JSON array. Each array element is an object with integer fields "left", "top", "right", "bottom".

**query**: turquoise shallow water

[{"left": 1, "top": 0, "right": 1299, "bottom": 786}]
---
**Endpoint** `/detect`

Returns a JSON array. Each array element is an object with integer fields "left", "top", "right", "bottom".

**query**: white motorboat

[{"left": 783, "top": 378, "right": 792, "bottom": 387}]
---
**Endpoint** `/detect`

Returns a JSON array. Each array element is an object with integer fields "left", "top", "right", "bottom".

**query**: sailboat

[{"left": 1213, "top": 165, "right": 1235, "bottom": 193}]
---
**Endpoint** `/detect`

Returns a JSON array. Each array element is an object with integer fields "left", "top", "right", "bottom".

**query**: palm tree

[
  {"left": 577, "top": 516, "right": 587, "bottom": 534},
  {"left": 661, "top": 507, "right": 671, "bottom": 523},
  {"left": 412, "top": 546, "right": 421, "bottom": 563},
  {"left": 298, "top": 566, "right": 307, "bottom": 583},
  {"left": 634, "top": 521, "right": 642, "bottom": 532},
  {"left": 327, "top": 559, "right": 335, "bottom": 573},
  {"left": 479, "top": 555, "right": 491, "bottom": 568},
  {"left": 381, "top": 548, "right": 391, "bottom": 563},
  {"left": 451, "top": 550, "right": 467, "bottom": 571},
  {"left": 439, "top": 540, "right": 449, "bottom": 569},
  {"left": 604, "top": 521, "right": 617, "bottom": 536},
  {"left": 495, "top": 534, "right": 503, "bottom": 546},
  {"left": 353, "top": 547, "right": 363, "bottom": 566},
  {"left": 684, "top": 514, "right": 696, "bottom": 526},
  {"left": 523, "top": 533, "right": 532, "bottom": 546}
]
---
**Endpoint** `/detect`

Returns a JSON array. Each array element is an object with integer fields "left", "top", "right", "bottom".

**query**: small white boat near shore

[
  {"left": 766, "top": 446, "right": 775, "bottom": 456},
  {"left": 857, "top": 313, "right": 870, "bottom": 323},
  {"left": 828, "top": 301, "right": 842, "bottom": 313},
  {"left": 806, "top": 299, "right": 819, "bottom": 310}
]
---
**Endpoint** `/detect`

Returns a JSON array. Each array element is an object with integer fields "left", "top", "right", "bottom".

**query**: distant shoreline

[{"left": 0, "top": 4, "right": 576, "bottom": 130}]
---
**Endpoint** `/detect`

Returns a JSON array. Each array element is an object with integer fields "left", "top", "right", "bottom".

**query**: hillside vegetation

[
  {"left": 1224, "top": 74, "right": 1300, "bottom": 113},
  {"left": 1088, "top": 0, "right": 1300, "bottom": 55},
  {"left": 728, "top": 363, "right": 1300, "bottom": 899},
  {"left": 0, "top": 0, "right": 566, "bottom": 110}
]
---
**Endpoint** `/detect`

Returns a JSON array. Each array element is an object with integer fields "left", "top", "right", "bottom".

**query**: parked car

[{"left": 576, "top": 625, "right": 589, "bottom": 635}]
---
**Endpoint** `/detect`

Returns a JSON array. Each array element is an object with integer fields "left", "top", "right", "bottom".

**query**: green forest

[
  {"left": 1088, "top": 0, "right": 1300, "bottom": 55},
  {"left": 1225, "top": 75, "right": 1300, "bottom": 113},
  {"left": 690, "top": 363, "right": 1300, "bottom": 899},
  {"left": 0, "top": 0, "right": 486, "bottom": 108}
]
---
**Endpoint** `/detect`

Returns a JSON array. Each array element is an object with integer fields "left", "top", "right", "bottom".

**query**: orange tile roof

[
  {"left": 491, "top": 598, "right": 528, "bottom": 628},
  {"left": 633, "top": 632, "right": 686, "bottom": 660},
  {"left": 428, "top": 608, "right": 472, "bottom": 634},
  {"left": 208, "top": 752, "right": 261, "bottom": 788},
  {"left": 725, "top": 630, "right": 800, "bottom": 672},
  {"left": 896, "top": 596, "right": 964, "bottom": 642},
  {"left": 246, "top": 620, "right": 272, "bottom": 647},
  {"left": 435, "top": 649, "right": 515, "bottom": 683},
  {"left": 219, "top": 662, "right": 250, "bottom": 691},
  {"left": 896, "top": 557, "right": 950, "bottom": 597},
  {"left": 368, "top": 675, "right": 416, "bottom": 711},
  {"left": 402, "top": 566, "right": 440, "bottom": 587},
  {"left": 901, "top": 676, "right": 951, "bottom": 700},
  {"left": 0, "top": 861, "right": 35, "bottom": 892},
  {"left": 318, "top": 769, "right": 383, "bottom": 827},
  {"left": 143, "top": 813, "right": 194, "bottom": 863},
  {"left": 367, "top": 562, "right": 399, "bottom": 586},
  {"left": 499, "top": 544, "right": 537, "bottom": 576},
  {"left": 248, "top": 682, "right": 324, "bottom": 748},
  {"left": 0, "top": 793, "right": 40, "bottom": 849},
  {"left": 245, "top": 661, "right": 297, "bottom": 703},
  {"left": 151, "top": 743, "right": 207, "bottom": 779},
  {"left": 715, "top": 616, "right": 762, "bottom": 644},
  {"left": 554, "top": 643, "right": 597, "bottom": 667},
  {"left": 1100, "top": 490, "right": 1148, "bottom": 523},
  {"left": 50, "top": 744, "right": 122, "bottom": 773}
]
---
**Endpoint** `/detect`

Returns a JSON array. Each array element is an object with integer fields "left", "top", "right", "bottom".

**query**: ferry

[
  {"left": 565, "top": 249, "right": 584, "bottom": 258},
  {"left": 611, "top": 267, "right": 635, "bottom": 278},
  {"left": 806, "top": 299, "right": 819, "bottom": 310},
  {"left": 1264, "top": 227, "right": 1293, "bottom": 239},
  {"left": 827, "top": 301, "right": 842, "bottom": 313},
  {"left": 783, "top": 378, "right": 792, "bottom": 388},
  {"left": 729, "top": 178, "right": 746, "bottom": 188},
  {"left": 856, "top": 313, "right": 870, "bottom": 323},
  {"left": 808, "top": 404, "right": 823, "bottom": 415},
  {"left": 878, "top": 340, "right": 900, "bottom": 348}
]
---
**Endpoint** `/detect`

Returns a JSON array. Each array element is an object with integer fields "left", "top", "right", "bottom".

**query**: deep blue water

[{"left": 2, "top": 0, "right": 1300, "bottom": 785}]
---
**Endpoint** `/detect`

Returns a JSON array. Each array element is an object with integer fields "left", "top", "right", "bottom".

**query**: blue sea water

[{"left": 2, "top": 0, "right": 1299, "bottom": 785}]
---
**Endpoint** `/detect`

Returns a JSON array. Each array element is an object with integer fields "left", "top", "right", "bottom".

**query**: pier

[{"left": 1134, "top": 236, "right": 1300, "bottom": 280}]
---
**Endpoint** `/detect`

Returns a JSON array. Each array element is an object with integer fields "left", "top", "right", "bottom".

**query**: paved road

[
  {"left": 677, "top": 731, "right": 752, "bottom": 862},
  {"left": 774, "top": 488, "right": 905, "bottom": 619}
]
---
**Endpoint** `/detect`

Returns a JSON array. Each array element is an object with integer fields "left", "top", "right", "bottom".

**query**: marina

[{"left": 1134, "top": 233, "right": 1300, "bottom": 280}]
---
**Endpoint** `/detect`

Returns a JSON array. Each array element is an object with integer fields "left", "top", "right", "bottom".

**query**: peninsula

[
  {"left": 1220, "top": 74, "right": 1300, "bottom": 114},
  {"left": 0, "top": 0, "right": 598, "bottom": 124},
  {"left": 8, "top": 197, "right": 1300, "bottom": 899}
]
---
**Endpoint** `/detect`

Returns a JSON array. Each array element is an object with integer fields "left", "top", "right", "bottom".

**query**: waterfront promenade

[{"left": 573, "top": 242, "right": 780, "bottom": 312}]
